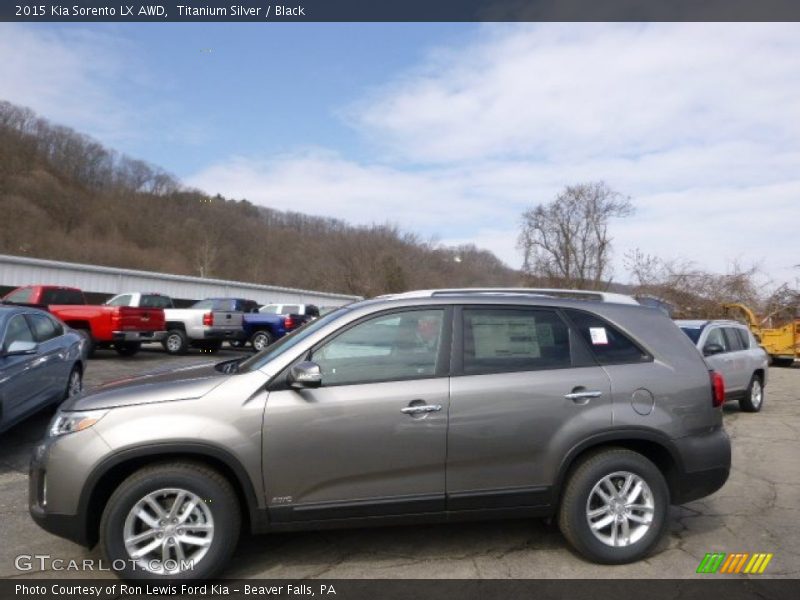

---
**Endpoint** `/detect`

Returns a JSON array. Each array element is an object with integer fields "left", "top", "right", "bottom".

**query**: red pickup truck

[{"left": 1, "top": 285, "right": 166, "bottom": 357}]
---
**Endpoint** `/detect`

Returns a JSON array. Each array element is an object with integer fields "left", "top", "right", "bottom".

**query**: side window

[
  {"left": 106, "top": 294, "right": 132, "bottom": 307},
  {"left": 462, "top": 308, "right": 571, "bottom": 375},
  {"left": 3, "top": 315, "right": 35, "bottom": 351},
  {"left": 311, "top": 309, "right": 445, "bottom": 386},
  {"left": 564, "top": 309, "right": 650, "bottom": 365},
  {"left": 724, "top": 328, "right": 744, "bottom": 352},
  {"left": 141, "top": 295, "right": 172, "bottom": 308},
  {"left": 41, "top": 289, "right": 84, "bottom": 304},
  {"left": 705, "top": 327, "right": 729, "bottom": 352},
  {"left": 27, "top": 314, "right": 60, "bottom": 342},
  {"left": 736, "top": 328, "right": 751, "bottom": 349},
  {"left": 4, "top": 288, "right": 33, "bottom": 304},
  {"left": 281, "top": 305, "right": 301, "bottom": 315}
]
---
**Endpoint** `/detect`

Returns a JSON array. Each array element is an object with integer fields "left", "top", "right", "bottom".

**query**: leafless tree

[{"left": 518, "top": 182, "right": 634, "bottom": 289}]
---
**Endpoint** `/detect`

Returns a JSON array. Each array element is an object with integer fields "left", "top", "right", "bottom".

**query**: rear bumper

[
  {"left": 111, "top": 330, "right": 166, "bottom": 343},
  {"left": 670, "top": 427, "right": 731, "bottom": 504}
]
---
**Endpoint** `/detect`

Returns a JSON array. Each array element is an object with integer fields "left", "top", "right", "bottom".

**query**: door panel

[
  {"left": 1, "top": 315, "right": 47, "bottom": 422},
  {"left": 447, "top": 367, "right": 611, "bottom": 506},
  {"left": 262, "top": 307, "right": 451, "bottom": 521},
  {"left": 446, "top": 306, "right": 612, "bottom": 509}
]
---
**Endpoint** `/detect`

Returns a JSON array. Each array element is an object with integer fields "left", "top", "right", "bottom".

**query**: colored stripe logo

[{"left": 697, "top": 552, "right": 773, "bottom": 574}]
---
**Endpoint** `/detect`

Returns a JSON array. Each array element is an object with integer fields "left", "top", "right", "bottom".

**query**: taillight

[
  {"left": 711, "top": 371, "right": 725, "bottom": 408},
  {"left": 203, "top": 312, "right": 214, "bottom": 326},
  {"left": 284, "top": 315, "right": 294, "bottom": 330}
]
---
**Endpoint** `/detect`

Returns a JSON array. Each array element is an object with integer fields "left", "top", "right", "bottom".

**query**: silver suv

[
  {"left": 30, "top": 289, "right": 731, "bottom": 579},
  {"left": 676, "top": 319, "right": 769, "bottom": 412}
]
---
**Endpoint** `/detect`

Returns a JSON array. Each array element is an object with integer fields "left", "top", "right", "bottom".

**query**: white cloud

[
  {"left": 45, "top": 21, "right": 791, "bottom": 288},
  {"left": 0, "top": 24, "right": 144, "bottom": 143}
]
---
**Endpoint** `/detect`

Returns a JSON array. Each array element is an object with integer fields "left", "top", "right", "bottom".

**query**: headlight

[{"left": 49, "top": 410, "right": 107, "bottom": 437}]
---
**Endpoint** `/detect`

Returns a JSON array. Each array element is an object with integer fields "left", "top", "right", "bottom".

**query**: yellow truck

[{"left": 724, "top": 303, "right": 799, "bottom": 366}]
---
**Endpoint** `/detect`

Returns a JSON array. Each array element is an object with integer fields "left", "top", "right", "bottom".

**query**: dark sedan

[{"left": 0, "top": 305, "right": 85, "bottom": 433}]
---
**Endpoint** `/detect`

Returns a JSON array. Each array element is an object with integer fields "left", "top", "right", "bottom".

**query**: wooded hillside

[{"left": 0, "top": 101, "right": 519, "bottom": 297}]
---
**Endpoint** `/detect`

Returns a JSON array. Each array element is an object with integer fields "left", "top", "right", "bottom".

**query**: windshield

[
  {"left": 679, "top": 327, "right": 703, "bottom": 344},
  {"left": 237, "top": 307, "right": 349, "bottom": 372}
]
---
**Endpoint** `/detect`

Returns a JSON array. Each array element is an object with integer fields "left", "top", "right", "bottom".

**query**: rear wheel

[
  {"left": 114, "top": 342, "right": 141, "bottom": 357},
  {"left": 162, "top": 330, "right": 189, "bottom": 355},
  {"left": 250, "top": 330, "right": 274, "bottom": 352},
  {"left": 739, "top": 374, "right": 764, "bottom": 413},
  {"left": 99, "top": 462, "right": 240, "bottom": 580},
  {"left": 559, "top": 448, "right": 668, "bottom": 564}
]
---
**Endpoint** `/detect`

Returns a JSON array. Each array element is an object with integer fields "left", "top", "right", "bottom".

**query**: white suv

[{"left": 677, "top": 320, "right": 769, "bottom": 412}]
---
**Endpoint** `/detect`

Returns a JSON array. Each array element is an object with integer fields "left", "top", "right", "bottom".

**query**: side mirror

[
  {"left": 288, "top": 361, "right": 322, "bottom": 389},
  {"left": 3, "top": 340, "right": 38, "bottom": 356},
  {"left": 703, "top": 343, "right": 725, "bottom": 356}
]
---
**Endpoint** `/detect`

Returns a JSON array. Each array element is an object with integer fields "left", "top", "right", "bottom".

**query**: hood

[{"left": 62, "top": 361, "right": 231, "bottom": 411}]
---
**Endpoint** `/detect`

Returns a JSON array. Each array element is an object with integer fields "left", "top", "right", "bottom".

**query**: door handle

[
  {"left": 564, "top": 390, "right": 603, "bottom": 400},
  {"left": 401, "top": 404, "right": 442, "bottom": 415}
]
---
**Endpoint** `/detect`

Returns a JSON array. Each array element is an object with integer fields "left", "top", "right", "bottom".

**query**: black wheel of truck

[
  {"left": 558, "top": 448, "right": 669, "bottom": 564},
  {"left": 114, "top": 342, "right": 141, "bottom": 357},
  {"left": 250, "top": 330, "right": 274, "bottom": 352},
  {"left": 162, "top": 330, "right": 189, "bottom": 355},
  {"left": 99, "top": 462, "right": 241, "bottom": 580}
]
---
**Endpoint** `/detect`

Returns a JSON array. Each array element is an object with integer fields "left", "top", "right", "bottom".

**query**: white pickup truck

[{"left": 105, "top": 294, "right": 252, "bottom": 354}]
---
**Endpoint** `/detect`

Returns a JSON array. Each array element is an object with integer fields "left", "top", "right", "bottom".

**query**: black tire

[
  {"left": 75, "top": 328, "right": 95, "bottom": 358},
  {"left": 739, "top": 373, "right": 765, "bottom": 413},
  {"left": 558, "top": 448, "right": 669, "bottom": 564},
  {"left": 99, "top": 462, "right": 241, "bottom": 580},
  {"left": 114, "top": 342, "right": 142, "bottom": 357},
  {"left": 249, "top": 330, "right": 274, "bottom": 352},
  {"left": 62, "top": 365, "right": 82, "bottom": 402},
  {"left": 162, "top": 330, "right": 189, "bottom": 355}
]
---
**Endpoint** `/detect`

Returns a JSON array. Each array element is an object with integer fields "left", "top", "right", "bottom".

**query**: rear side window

[
  {"left": 141, "top": 295, "right": 173, "bottom": 308},
  {"left": 564, "top": 309, "right": 650, "bottom": 365},
  {"left": 462, "top": 308, "right": 571, "bottom": 375},
  {"left": 191, "top": 300, "right": 214, "bottom": 310},
  {"left": 107, "top": 294, "right": 132, "bottom": 307},
  {"left": 27, "top": 313, "right": 62, "bottom": 342},
  {"left": 41, "top": 289, "right": 84, "bottom": 304},
  {"left": 723, "top": 327, "right": 745, "bottom": 351},
  {"left": 736, "top": 328, "right": 751, "bottom": 349},
  {"left": 3, "top": 288, "right": 33, "bottom": 303},
  {"left": 281, "top": 305, "right": 301, "bottom": 315}
]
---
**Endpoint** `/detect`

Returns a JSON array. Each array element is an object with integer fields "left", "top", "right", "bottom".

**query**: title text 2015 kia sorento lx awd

[{"left": 30, "top": 289, "right": 731, "bottom": 579}]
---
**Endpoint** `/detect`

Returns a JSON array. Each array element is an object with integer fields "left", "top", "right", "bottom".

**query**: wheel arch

[
  {"left": 80, "top": 443, "right": 266, "bottom": 547},
  {"left": 554, "top": 431, "right": 684, "bottom": 507}
]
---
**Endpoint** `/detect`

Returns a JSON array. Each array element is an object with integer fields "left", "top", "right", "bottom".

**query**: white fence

[{"left": 0, "top": 254, "right": 361, "bottom": 307}]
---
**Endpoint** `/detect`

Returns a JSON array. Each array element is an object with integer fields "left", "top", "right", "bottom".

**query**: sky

[{"left": 1, "top": 22, "right": 799, "bottom": 288}]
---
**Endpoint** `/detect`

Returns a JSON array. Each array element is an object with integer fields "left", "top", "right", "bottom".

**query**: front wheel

[
  {"left": 99, "top": 462, "right": 241, "bottom": 580},
  {"left": 558, "top": 448, "right": 669, "bottom": 564},
  {"left": 739, "top": 374, "right": 764, "bottom": 413},
  {"left": 62, "top": 365, "right": 82, "bottom": 402}
]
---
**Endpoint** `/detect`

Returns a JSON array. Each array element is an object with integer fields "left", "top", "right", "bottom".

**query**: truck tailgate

[
  {"left": 116, "top": 307, "right": 165, "bottom": 331},
  {"left": 212, "top": 311, "right": 243, "bottom": 330}
]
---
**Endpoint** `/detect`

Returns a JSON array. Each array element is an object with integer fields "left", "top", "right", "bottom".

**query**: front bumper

[
  {"left": 112, "top": 330, "right": 166, "bottom": 343},
  {"left": 29, "top": 441, "right": 90, "bottom": 546}
]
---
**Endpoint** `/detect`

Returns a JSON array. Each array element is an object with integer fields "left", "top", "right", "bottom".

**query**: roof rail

[{"left": 386, "top": 288, "right": 640, "bottom": 305}]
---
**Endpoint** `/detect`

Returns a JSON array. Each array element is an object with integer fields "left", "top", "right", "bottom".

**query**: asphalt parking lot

[{"left": 1, "top": 349, "right": 798, "bottom": 580}]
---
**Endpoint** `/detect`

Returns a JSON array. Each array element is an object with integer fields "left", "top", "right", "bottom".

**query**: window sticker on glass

[{"left": 589, "top": 327, "right": 609, "bottom": 345}]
